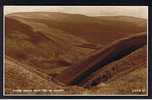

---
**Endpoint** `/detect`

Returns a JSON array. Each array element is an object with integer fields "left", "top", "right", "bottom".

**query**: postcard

[{"left": 3, "top": 6, "right": 148, "bottom": 96}]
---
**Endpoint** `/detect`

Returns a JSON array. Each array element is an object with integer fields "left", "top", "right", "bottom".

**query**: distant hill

[{"left": 7, "top": 12, "right": 146, "bottom": 44}]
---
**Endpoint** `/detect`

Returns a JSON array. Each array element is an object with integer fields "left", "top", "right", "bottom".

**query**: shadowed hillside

[
  {"left": 53, "top": 33, "right": 146, "bottom": 86},
  {"left": 5, "top": 12, "right": 147, "bottom": 95}
]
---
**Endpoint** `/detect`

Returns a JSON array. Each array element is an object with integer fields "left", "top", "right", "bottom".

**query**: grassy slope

[
  {"left": 5, "top": 57, "right": 61, "bottom": 95},
  {"left": 5, "top": 17, "right": 95, "bottom": 76}
]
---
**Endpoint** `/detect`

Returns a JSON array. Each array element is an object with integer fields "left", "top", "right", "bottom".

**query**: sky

[{"left": 4, "top": 6, "right": 148, "bottom": 18}]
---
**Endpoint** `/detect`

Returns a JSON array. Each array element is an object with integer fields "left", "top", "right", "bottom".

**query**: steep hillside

[
  {"left": 5, "top": 16, "right": 96, "bottom": 76},
  {"left": 53, "top": 33, "right": 146, "bottom": 86}
]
